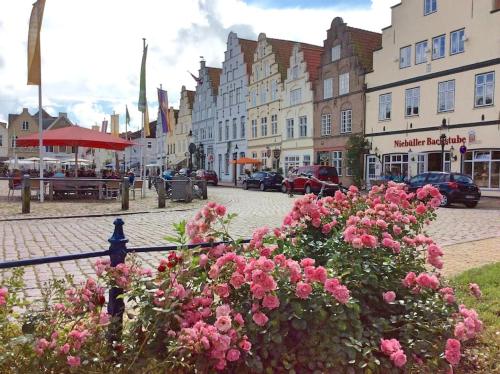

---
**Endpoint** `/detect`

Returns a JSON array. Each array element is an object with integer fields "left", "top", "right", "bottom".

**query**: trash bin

[
  {"left": 193, "top": 179, "right": 208, "bottom": 200},
  {"left": 171, "top": 176, "right": 193, "bottom": 202}
]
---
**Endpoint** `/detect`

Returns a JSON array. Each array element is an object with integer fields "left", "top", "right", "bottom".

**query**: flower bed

[{"left": 0, "top": 183, "right": 484, "bottom": 373}]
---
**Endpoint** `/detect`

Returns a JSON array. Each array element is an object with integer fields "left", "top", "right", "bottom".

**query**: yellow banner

[
  {"left": 110, "top": 114, "right": 120, "bottom": 136},
  {"left": 27, "top": 0, "right": 46, "bottom": 85},
  {"left": 144, "top": 104, "right": 150, "bottom": 137}
]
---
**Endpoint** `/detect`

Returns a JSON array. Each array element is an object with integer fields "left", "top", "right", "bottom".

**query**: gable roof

[
  {"left": 206, "top": 67, "right": 222, "bottom": 96},
  {"left": 8, "top": 109, "right": 73, "bottom": 130},
  {"left": 238, "top": 38, "right": 258, "bottom": 77},
  {"left": 347, "top": 26, "right": 382, "bottom": 72},
  {"left": 301, "top": 45, "right": 324, "bottom": 83}
]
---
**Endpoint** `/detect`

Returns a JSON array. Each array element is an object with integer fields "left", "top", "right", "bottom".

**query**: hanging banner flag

[
  {"left": 110, "top": 114, "right": 120, "bottom": 136},
  {"left": 101, "top": 120, "right": 108, "bottom": 133},
  {"left": 157, "top": 88, "right": 169, "bottom": 134},
  {"left": 27, "top": 0, "right": 46, "bottom": 85},
  {"left": 138, "top": 44, "right": 148, "bottom": 112},
  {"left": 144, "top": 105, "right": 150, "bottom": 137}
]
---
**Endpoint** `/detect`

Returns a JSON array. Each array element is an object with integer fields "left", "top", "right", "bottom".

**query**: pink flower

[
  {"left": 380, "top": 339, "right": 401, "bottom": 355},
  {"left": 391, "top": 350, "right": 407, "bottom": 367},
  {"left": 300, "top": 258, "right": 315, "bottom": 267},
  {"left": 59, "top": 343, "right": 70, "bottom": 355},
  {"left": 215, "top": 205, "right": 226, "bottom": 216},
  {"left": 468, "top": 283, "right": 482, "bottom": 299},
  {"left": 415, "top": 204, "right": 427, "bottom": 215},
  {"left": 216, "top": 304, "right": 231, "bottom": 317},
  {"left": 332, "top": 285, "right": 350, "bottom": 304},
  {"left": 415, "top": 273, "right": 440, "bottom": 289},
  {"left": 226, "top": 348, "right": 241, "bottom": 362},
  {"left": 262, "top": 295, "right": 280, "bottom": 310},
  {"left": 383, "top": 291, "right": 396, "bottom": 303},
  {"left": 445, "top": 339, "right": 461, "bottom": 365},
  {"left": 403, "top": 272, "right": 416, "bottom": 287},
  {"left": 234, "top": 313, "right": 245, "bottom": 326},
  {"left": 215, "top": 315, "right": 232, "bottom": 332},
  {"left": 252, "top": 311, "right": 269, "bottom": 326},
  {"left": 239, "top": 339, "right": 252, "bottom": 351},
  {"left": 199, "top": 254, "right": 209, "bottom": 268},
  {"left": 67, "top": 356, "right": 81, "bottom": 367},
  {"left": 324, "top": 278, "right": 340, "bottom": 293},
  {"left": 295, "top": 282, "right": 313, "bottom": 299},
  {"left": 230, "top": 272, "right": 245, "bottom": 289},
  {"left": 454, "top": 322, "right": 466, "bottom": 340},
  {"left": 214, "top": 283, "right": 230, "bottom": 298}
]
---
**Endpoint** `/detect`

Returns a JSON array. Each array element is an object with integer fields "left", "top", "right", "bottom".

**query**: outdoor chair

[
  {"left": 105, "top": 180, "right": 121, "bottom": 199},
  {"left": 30, "top": 179, "right": 46, "bottom": 199},
  {"left": 7, "top": 178, "right": 22, "bottom": 200},
  {"left": 131, "top": 180, "right": 144, "bottom": 199}
]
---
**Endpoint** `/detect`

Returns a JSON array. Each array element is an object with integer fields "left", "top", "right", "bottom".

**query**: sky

[{"left": 0, "top": 0, "right": 397, "bottom": 131}]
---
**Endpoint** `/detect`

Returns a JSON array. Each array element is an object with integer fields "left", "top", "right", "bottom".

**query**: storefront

[{"left": 365, "top": 125, "right": 500, "bottom": 194}]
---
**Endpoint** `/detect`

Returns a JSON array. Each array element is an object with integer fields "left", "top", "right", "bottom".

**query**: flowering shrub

[{"left": 0, "top": 183, "right": 485, "bottom": 373}]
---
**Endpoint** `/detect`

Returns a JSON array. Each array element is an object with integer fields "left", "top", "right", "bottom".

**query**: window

[
  {"left": 450, "top": 29, "right": 465, "bottom": 55},
  {"left": 383, "top": 154, "right": 409, "bottom": 179},
  {"left": 261, "top": 117, "right": 268, "bottom": 137},
  {"left": 464, "top": 150, "right": 500, "bottom": 189},
  {"left": 0, "top": 135, "right": 2, "bottom": 147},
  {"left": 223, "top": 93, "right": 228, "bottom": 107},
  {"left": 415, "top": 40, "right": 428, "bottom": 64},
  {"left": 299, "top": 116, "right": 307, "bottom": 137},
  {"left": 340, "top": 110, "right": 352, "bottom": 133},
  {"left": 323, "top": 78, "right": 333, "bottom": 99},
  {"left": 251, "top": 90, "right": 257, "bottom": 107},
  {"left": 224, "top": 153, "right": 229, "bottom": 175},
  {"left": 218, "top": 121, "right": 223, "bottom": 141},
  {"left": 251, "top": 119, "right": 257, "bottom": 138},
  {"left": 240, "top": 116, "right": 245, "bottom": 138},
  {"left": 424, "top": 0, "right": 437, "bottom": 15},
  {"left": 261, "top": 152, "right": 268, "bottom": 169},
  {"left": 432, "top": 35, "right": 445, "bottom": 60},
  {"left": 292, "top": 65, "right": 299, "bottom": 80},
  {"left": 405, "top": 87, "right": 420, "bottom": 116},
  {"left": 271, "top": 114, "right": 278, "bottom": 135},
  {"left": 236, "top": 88, "right": 242, "bottom": 103},
  {"left": 331, "top": 151, "right": 343, "bottom": 176},
  {"left": 379, "top": 93, "right": 392, "bottom": 120},
  {"left": 284, "top": 156, "right": 300, "bottom": 172},
  {"left": 286, "top": 119, "right": 294, "bottom": 139},
  {"left": 339, "top": 73, "right": 349, "bottom": 95},
  {"left": 22, "top": 121, "right": 29, "bottom": 131},
  {"left": 438, "top": 80, "right": 455, "bottom": 112},
  {"left": 271, "top": 80, "right": 278, "bottom": 100},
  {"left": 475, "top": 72, "right": 495, "bottom": 107},
  {"left": 321, "top": 114, "right": 331, "bottom": 136},
  {"left": 290, "top": 88, "right": 301, "bottom": 105},
  {"left": 303, "top": 155, "right": 311, "bottom": 166},
  {"left": 229, "top": 90, "right": 234, "bottom": 106},
  {"left": 208, "top": 126, "right": 213, "bottom": 139},
  {"left": 225, "top": 120, "right": 229, "bottom": 140},
  {"left": 260, "top": 85, "right": 267, "bottom": 104},
  {"left": 331, "top": 45, "right": 341, "bottom": 62},
  {"left": 400, "top": 46, "right": 411, "bottom": 68},
  {"left": 45, "top": 145, "right": 54, "bottom": 152}
]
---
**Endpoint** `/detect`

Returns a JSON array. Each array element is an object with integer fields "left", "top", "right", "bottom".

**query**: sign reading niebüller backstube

[{"left": 394, "top": 135, "right": 466, "bottom": 148}]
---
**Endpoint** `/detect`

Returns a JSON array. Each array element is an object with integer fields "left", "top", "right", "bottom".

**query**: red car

[
  {"left": 282, "top": 165, "right": 339, "bottom": 194},
  {"left": 197, "top": 169, "right": 218, "bottom": 186}
]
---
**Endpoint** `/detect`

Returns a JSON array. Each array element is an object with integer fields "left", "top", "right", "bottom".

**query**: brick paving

[{"left": 1, "top": 185, "right": 499, "bottom": 298}]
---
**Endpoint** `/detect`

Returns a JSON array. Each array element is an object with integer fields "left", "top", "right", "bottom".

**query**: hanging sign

[{"left": 459, "top": 145, "right": 467, "bottom": 154}]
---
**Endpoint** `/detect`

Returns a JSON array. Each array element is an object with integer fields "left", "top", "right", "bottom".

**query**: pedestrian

[{"left": 287, "top": 166, "right": 297, "bottom": 197}]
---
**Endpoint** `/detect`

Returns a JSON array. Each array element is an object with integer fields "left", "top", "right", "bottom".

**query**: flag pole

[
  {"left": 38, "top": 58, "right": 44, "bottom": 202},
  {"left": 141, "top": 38, "right": 147, "bottom": 198}
]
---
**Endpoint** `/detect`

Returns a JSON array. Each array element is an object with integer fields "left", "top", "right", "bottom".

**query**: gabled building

[
  {"left": 365, "top": 0, "right": 499, "bottom": 193},
  {"left": 280, "top": 42, "right": 323, "bottom": 173},
  {"left": 0, "top": 122, "right": 7, "bottom": 161},
  {"left": 215, "top": 32, "right": 257, "bottom": 182},
  {"left": 168, "top": 86, "right": 194, "bottom": 169},
  {"left": 314, "top": 17, "right": 381, "bottom": 185},
  {"left": 123, "top": 120, "right": 157, "bottom": 172},
  {"left": 191, "top": 61, "right": 222, "bottom": 170},
  {"left": 8, "top": 108, "right": 74, "bottom": 159}
]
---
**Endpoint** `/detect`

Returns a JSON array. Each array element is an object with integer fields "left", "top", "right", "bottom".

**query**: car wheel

[
  {"left": 464, "top": 201, "right": 478, "bottom": 208},
  {"left": 243, "top": 181, "right": 248, "bottom": 190},
  {"left": 305, "top": 185, "right": 312, "bottom": 194},
  {"left": 440, "top": 193, "right": 450, "bottom": 207},
  {"left": 281, "top": 184, "right": 288, "bottom": 193},
  {"left": 259, "top": 182, "right": 266, "bottom": 191}
]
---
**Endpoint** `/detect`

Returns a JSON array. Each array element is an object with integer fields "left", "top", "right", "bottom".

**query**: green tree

[{"left": 345, "top": 134, "right": 369, "bottom": 187}]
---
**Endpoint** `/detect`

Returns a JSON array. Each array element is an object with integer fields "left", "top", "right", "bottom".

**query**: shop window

[
  {"left": 464, "top": 150, "right": 499, "bottom": 189},
  {"left": 284, "top": 155, "right": 300, "bottom": 173},
  {"left": 383, "top": 154, "right": 409, "bottom": 181},
  {"left": 303, "top": 155, "right": 311, "bottom": 166}
]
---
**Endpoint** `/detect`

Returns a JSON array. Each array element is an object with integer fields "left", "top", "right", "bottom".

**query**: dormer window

[
  {"left": 331, "top": 45, "right": 341, "bottom": 62},
  {"left": 22, "top": 121, "right": 29, "bottom": 131},
  {"left": 424, "top": 0, "right": 437, "bottom": 15}
]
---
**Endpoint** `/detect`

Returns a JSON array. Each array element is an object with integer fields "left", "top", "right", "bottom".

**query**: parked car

[
  {"left": 196, "top": 169, "right": 218, "bottom": 186},
  {"left": 406, "top": 172, "right": 481, "bottom": 208},
  {"left": 243, "top": 171, "right": 283, "bottom": 191},
  {"left": 282, "top": 165, "right": 340, "bottom": 195}
]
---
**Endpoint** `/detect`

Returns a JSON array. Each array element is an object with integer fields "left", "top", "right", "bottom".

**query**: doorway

[{"left": 427, "top": 152, "right": 451, "bottom": 172}]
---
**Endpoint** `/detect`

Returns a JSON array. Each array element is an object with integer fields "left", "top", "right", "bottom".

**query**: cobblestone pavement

[{"left": 1, "top": 186, "right": 499, "bottom": 298}]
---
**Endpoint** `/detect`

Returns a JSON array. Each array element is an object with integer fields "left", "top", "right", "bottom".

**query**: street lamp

[
  {"left": 440, "top": 119, "right": 448, "bottom": 172},
  {"left": 233, "top": 144, "right": 239, "bottom": 186},
  {"left": 187, "top": 130, "right": 195, "bottom": 171},
  {"left": 198, "top": 143, "right": 205, "bottom": 170}
]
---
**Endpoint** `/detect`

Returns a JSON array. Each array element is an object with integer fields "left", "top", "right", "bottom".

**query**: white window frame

[
  {"left": 323, "top": 78, "right": 333, "bottom": 99},
  {"left": 218, "top": 121, "right": 223, "bottom": 141},
  {"left": 251, "top": 119, "right": 257, "bottom": 138},
  {"left": 405, "top": 87, "right": 420, "bottom": 117},
  {"left": 260, "top": 85, "right": 267, "bottom": 104},
  {"left": 331, "top": 151, "right": 343, "bottom": 176},
  {"left": 340, "top": 109, "right": 352, "bottom": 133},
  {"left": 286, "top": 118, "right": 294, "bottom": 139},
  {"left": 321, "top": 114, "right": 331, "bottom": 136},
  {"left": 339, "top": 73, "right": 349, "bottom": 95},
  {"left": 303, "top": 155, "right": 311, "bottom": 166},
  {"left": 225, "top": 120, "right": 230, "bottom": 140},
  {"left": 22, "top": 121, "right": 29, "bottom": 131},
  {"left": 271, "top": 80, "right": 277, "bottom": 101},
  {"left": 438, "top": 80, "right": 455, "bottom": 112},
  {"left": 378, "top": 93, "right": 392, "bottom": 121},
  {"left": 331, "top": 45, "right": 341, "bottom": 62},
  {"left": 261, "top": 117, "right": 268, "bottom": 137},
  {"left": 290, "top": 88, "right": 302, "bottom": 106},
  {"left": 432, "top": 35, "right": 445, "bottom": 60},
  {"left": 271, "top": 114, "right": 278, "bottom": 135},
  {"left": 415, "top": 40, "right": 428, "bottom": 65},
  {"left": 292, "top": 65, "right": 299, "bottom": 80},
  {"left": 399, "top": 46, "right": 411, "bottom": 69},
  {"left": 450, "top": 29, "right": 465, "bottom": 55},
  {"left": 232, "top": 118, "right": 237, "bottom": 139},
  {"left": 424, "top": 0, "right": 437, "bottom": 15},
  {"left": 475, "top": 72, "right": 495, "bottom": 107},
  {"left": 299, "top": 116, "right": 307, "bottom": 137},
  {"left": 240, "top": 116, "right": 245, "bottom": 138}
]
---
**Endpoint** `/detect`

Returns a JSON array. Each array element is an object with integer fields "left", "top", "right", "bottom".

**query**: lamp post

[
  {"left": 187, "top": 130, "right": 195, "bottom": 171},
  {"left": 439, "top": 119, "right": 448, "bottom": 172},
  {"left": 198, "top": 143, "right": 205, "bottom": 170},
  {"left": 233, "top": 144, "right": 239, "bottom": 186}
]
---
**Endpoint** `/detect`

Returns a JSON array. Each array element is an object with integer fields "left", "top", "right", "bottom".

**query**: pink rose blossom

[
  {"left": 262, "top": 295, "right": 280, "bottom": 310},
  {"left": 234, "top": 313, "right": 245, "bottom": 326},
  {"left": 391, "top": 350, "right": 407, "bottom": 367},
  {"left": 239, "top": 339, "right": 252, "bottom": 351},
  {"left": 215, "top": 315, "right": 232, "bottom": 332},
  {"left": 216, "top": 304, "right": 231, "bottom": 317},
  {"left": 383, "top": 291, "right": 396, "bottom": 303},
  {"left": 332, "top": 285, "right": 350, "bottom": 304},
  {"left": 403, "top": 272, "right": 416, "bottom": 287},
  {"left": 215, "top": 283, "right": 230, "bottom": 298},
  {"left": 468, "top": 283, "right": 482, "bottom": 299},
  {"left": 252, "top": 311, "right": 269, "bottom": 326},
  {"left": 295, "top": 282, "right": 313, "bottom": 299},
  {"left": 445, "top": 339, "right": 461, "bottom": 365},
  {"left": 67, "top": 356, "right": 81, "bottom": 367},
  {"left": 226, "top": 348, "right": 241, "bottom": 362}
]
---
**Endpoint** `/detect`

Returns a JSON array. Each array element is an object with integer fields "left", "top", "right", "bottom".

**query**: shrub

[{"left": 0, "top": 183, "right": 484, "bottom": 373}]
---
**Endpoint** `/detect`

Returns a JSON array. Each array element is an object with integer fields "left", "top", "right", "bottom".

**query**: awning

[{"left": 230, "top": 157, "right": 261, "bottom": 165}]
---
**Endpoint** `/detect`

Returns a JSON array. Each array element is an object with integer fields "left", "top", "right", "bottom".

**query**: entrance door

[
  {"left": 417, "top": 154, "right": 427, "bottom": 174},
  {"left": 366, "top": 155, "right": 378, "bottom": 181},
  {"left": 428, "top": 152, "right": 450, "bottom": 172}
]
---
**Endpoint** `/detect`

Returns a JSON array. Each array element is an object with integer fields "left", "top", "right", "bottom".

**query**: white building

[
  {"left": 191, "top": 60, "right": 221, "bottom": 170},
  {"left": 215, "top": 32, "right": 257, "bottom": 182},
  {"left": 0, "top": 122, "right": 8, "bottom": 161},
  {"left": 123, "top": 121, "right": 158, "bottom": 173}
]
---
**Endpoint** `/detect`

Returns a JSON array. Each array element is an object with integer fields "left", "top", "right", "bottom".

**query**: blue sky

[{"left": 244, "top": 0, "right": 371, "bottom": 8}]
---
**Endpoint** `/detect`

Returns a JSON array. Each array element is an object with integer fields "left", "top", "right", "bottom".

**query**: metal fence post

[
  {"left": 22, "top": 175, "right": 31, "bottom": 214},
  {"left": 158, "top": 179, "right": 166, "bottom": 208},
  {"left": 121, "top": 177, "right": 129, "bottom": 211},
  {"left": 107, "top": 218, "right": 128, "bottom": 345}
]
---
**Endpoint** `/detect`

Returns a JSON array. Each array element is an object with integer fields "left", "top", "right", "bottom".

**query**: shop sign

[{"left": 394, "top": 135, "right": 466, "bottom": 148}]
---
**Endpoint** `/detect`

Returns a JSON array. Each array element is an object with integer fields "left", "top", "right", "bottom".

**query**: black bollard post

[
  {"left": 121, "top": 177, "right": 129, "bottom": 211},
  {"left": 21, "top": 175, "right": 31, "bottom": 214},
  {"left": 107, "top": 218, "right": 128, "bottom": 346},
  {"left": 158, "top": 179, "right": 166, "bottom": 208}
]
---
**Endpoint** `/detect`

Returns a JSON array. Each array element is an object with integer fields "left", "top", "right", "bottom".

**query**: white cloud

[{"left": 0, "top": 0, "right": 397, "bottom": 128}]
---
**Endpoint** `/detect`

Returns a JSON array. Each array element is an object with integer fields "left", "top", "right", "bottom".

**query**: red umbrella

[{"left": 17, "top": 125, "right": 135, "bottom": 176}]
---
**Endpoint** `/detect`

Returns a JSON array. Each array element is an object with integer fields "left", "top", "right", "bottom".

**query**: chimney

[
  {"left": 58, "top": 112, "right": 67, "bottom": 118},
  {"left": 91, "top": 125, "right": 100, "bottom": 132},
  {"left": 22, "top": 108, "right": 29, "bottom": 114},
  {"left": 200, "top": 56, "right": 206, "bottom": 69}
]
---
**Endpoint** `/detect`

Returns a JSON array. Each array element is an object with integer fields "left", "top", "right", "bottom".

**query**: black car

[
  {"left": 406, "top": 172, "right": 481, "bottom": 208},
  {"left": 243, "top": 171, "right": 283, "bottom": 191}
]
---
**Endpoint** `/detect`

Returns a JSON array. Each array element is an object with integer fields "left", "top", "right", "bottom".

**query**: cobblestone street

[{"left": 1, "top": 185, "right": 500, "bottom": 298}]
